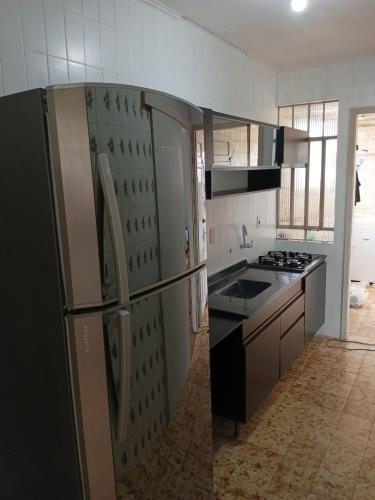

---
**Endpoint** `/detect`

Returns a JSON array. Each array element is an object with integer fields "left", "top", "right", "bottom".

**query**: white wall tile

[
  {"left": 68, "top": 59, "right": 86, "bottom": 81},
  {"left": 64, "top": 0, "right": 82, "bottom": 13},
  {"left": 99, "top": 0, "right": 115, "bottom": 26},
  {"left": 25, "top": 50, "right": 48, "bottom": 88},
  {"left": 65, "top": 10, "right": 85, "bottom": 63},
  {"left": 114, "top": 0, "right": 129, "bottom": 30},
  {"left": 83, "top": 0, "right": 99, "bottom": 20},
  {"left": 21, "top": 0, "right": 46, "bottom": 53},
  {"left": 102, "top": 69, "right": 116, "bottom": 82},
  {"left": 0, "top": 43, "right": 27, "bottom": 94},
  {"left": 47, "top": 55, "right": 69, "bottom": 84},
  {"left": 0, "top": 0, "right": 23, "bottom": 46},
  {"left": 44, "top": 0, "right": 66, "bottom": 59},
  {"left": 84, "top": 17, "right": 101, "bottom": 67},
  {"left": 86, "top": 65, "right": 102, "bottom": 81},
  {"left": 116, "top": 29, "right": 130, "bottom": 79},
  {"left": 101, "top": 24, "right": 116, "bottom": 71}
]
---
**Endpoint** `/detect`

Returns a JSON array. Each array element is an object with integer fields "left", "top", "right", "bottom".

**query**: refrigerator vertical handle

[
  {"left": 97, "top": 153, "right": 129, "bottom": 307},
  {"left": 117, "top": 309, "right": 131, "bottom": 443}
]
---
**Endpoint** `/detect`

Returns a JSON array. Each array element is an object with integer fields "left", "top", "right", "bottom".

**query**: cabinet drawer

[
  {"left": 280, "top": 293, "right": 304, "bottom": 337},
  {"left": 280, "top": 316, "right": 305, "bottom": 378}
]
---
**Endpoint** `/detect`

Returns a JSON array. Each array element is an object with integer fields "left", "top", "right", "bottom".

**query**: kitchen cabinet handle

[
  {"left": 97, "top": 152, "right": 129, "bottom": 307},
  {"left": 117, "top": 309, "right": 131, "bottom": 443}
]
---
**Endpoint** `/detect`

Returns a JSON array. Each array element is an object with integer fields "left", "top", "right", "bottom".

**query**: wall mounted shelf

[{"left": 201, "top": 108, "right": 280, "bottom": 199}]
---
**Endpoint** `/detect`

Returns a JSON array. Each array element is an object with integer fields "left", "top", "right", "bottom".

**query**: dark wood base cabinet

[{"left": 211, "top": 292, "right": 306, "bottom": 423}]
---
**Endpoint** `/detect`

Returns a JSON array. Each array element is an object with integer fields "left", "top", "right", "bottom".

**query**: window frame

[{"left": 277, "top": 101, "right": 338, "bottom": 241}]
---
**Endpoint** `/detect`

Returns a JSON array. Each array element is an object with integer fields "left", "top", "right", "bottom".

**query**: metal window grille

[{"left": 277, "top": 101, "right": 338, "bottom": 242}]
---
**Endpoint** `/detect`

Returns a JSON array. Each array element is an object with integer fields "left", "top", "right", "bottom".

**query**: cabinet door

[
  {"left": 280, "top": 316, "right": 305, "bottom": 378},
  {"left": 305, "top": 262, "right": 326, "bottom": 344},
  {"left": 245, "top": 318, "right": 280, "bottom": 419}
]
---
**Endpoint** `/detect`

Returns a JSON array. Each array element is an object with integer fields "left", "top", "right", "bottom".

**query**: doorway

[{"left": 347, "top": 113, "right": 375, "bottom": 341}]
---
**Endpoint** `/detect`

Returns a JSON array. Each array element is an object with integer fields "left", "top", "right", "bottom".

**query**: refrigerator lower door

[{"left": 103, "top": 269, "right": 212, "bottom": 498}]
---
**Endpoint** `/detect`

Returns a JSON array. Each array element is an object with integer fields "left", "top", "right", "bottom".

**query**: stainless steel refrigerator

[{"left": 0, "top": 84, "right": 211, "bottom": 499}]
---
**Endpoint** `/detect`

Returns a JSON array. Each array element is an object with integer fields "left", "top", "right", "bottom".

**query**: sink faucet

[{"left": 241, "top": 224, "right": 254, "bottom": 249}]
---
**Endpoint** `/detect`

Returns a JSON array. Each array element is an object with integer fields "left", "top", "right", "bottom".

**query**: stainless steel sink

[{"left": 217, "top": 279, "right": 271, "bottom": 299}]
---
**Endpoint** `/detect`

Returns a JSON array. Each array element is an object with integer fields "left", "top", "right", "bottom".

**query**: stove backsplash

[{"left": 206, "top": 190, "right": 277, "bottom": 276}]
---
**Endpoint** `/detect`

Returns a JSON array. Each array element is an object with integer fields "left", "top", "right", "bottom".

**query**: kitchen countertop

[{"left": 208, "top": 256, "right": 326, "bottom": 349}]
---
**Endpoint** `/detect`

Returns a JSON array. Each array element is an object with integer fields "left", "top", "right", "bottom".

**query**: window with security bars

[{"left": 277, "top": 101, "right": 338, "bottom": 242}]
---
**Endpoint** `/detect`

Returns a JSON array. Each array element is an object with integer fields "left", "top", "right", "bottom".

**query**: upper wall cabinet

[{"left": 201, "top": 108, "right": 280, "bottom": 199}]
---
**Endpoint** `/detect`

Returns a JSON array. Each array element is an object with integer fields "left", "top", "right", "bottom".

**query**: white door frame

[{"left": 340, "top": 106, "right": 375, "bottom": 338}]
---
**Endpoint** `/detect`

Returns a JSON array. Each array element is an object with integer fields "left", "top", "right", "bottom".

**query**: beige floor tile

[
  {"left": 352, "top": 479, "right": 375, "bottom": 500},
  {"left": 355, "top": 373, "right": 375, "bottom": 389},
  {"left": 336, "top": 413, "right": 373, "bottom": 439},
  {"left": 321, "top": 379, "right": 354, "bottom": 398},
  {"left": 309, "top": 468, "right": 357, "bottom": 499},
  {"left": 328, "top": 428, "right": 368, "bottom": 458},
  {"left": 350, "top": 384, "right": 375, "bottom": 405},
  {"left": 264, "top": 462, "right": 316, "bottom": 498},
  {"left": 221, "top": 446, "right": 282, "bottom": 498},
  {"left": 318, "top": 448, "right": 363, "bottom": 480},
  {"left": 343, "top": 396, "right": 375, "bottom": 422},
  {"left": 359, "top": 457, "right": 375, "bottom": 486}
]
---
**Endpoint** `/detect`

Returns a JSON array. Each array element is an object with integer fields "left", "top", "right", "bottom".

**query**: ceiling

[{"left": 159, "top": 0, "right": 375, "bottom": 68}]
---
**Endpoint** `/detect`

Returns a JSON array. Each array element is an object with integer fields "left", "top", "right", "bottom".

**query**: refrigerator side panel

[
  {"left": 47, "top": 86, "right": 102, "bottom": 309},
  {"left": 0, "top": 89, "right": 83, "bottom": 499}
]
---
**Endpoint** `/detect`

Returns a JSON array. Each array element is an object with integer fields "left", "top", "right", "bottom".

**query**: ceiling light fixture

[{"left": 291, "top": 0, "right": 308, "bottom": 12}]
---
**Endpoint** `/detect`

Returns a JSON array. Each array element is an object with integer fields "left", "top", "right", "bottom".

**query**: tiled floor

[
  {"left": 348, "top": 285, "right": 375, "bottom": 344},
  {"left": 213, "top": 288, "right": 375, "bottom": 499}
]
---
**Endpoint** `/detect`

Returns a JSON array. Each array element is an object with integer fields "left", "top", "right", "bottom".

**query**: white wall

[
  {"left": 0, "top": 0, "right": 278, "bottom": 278},
  {"left": 206, "top": 190, "right": 277, "bottom": 275},
  {"left": 277, "top": 55, "right": 375, "bottom": 338},
  {"left": 0, "top": 0, "right": 277, "bottom": 118}
]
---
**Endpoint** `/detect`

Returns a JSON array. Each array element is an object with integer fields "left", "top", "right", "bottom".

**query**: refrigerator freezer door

[
  {"left": 145, "top": 90, "right": 206, "bottom": 275},
  {"left": 102, "top": 268, "right": 212, "bottom": 498},
  {"left": 85, "top": 85, "right": 205, "bottom": 298},
  {"left": 47, "top": 84, "right": 206, "bottom": 308},
  {"left": 151, "top": 109, "right": 194, "bottom": 278}
]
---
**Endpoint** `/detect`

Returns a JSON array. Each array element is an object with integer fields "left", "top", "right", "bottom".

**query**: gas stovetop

[{"left": 249, "top": 251, "right": 318, "bottom": 273}]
